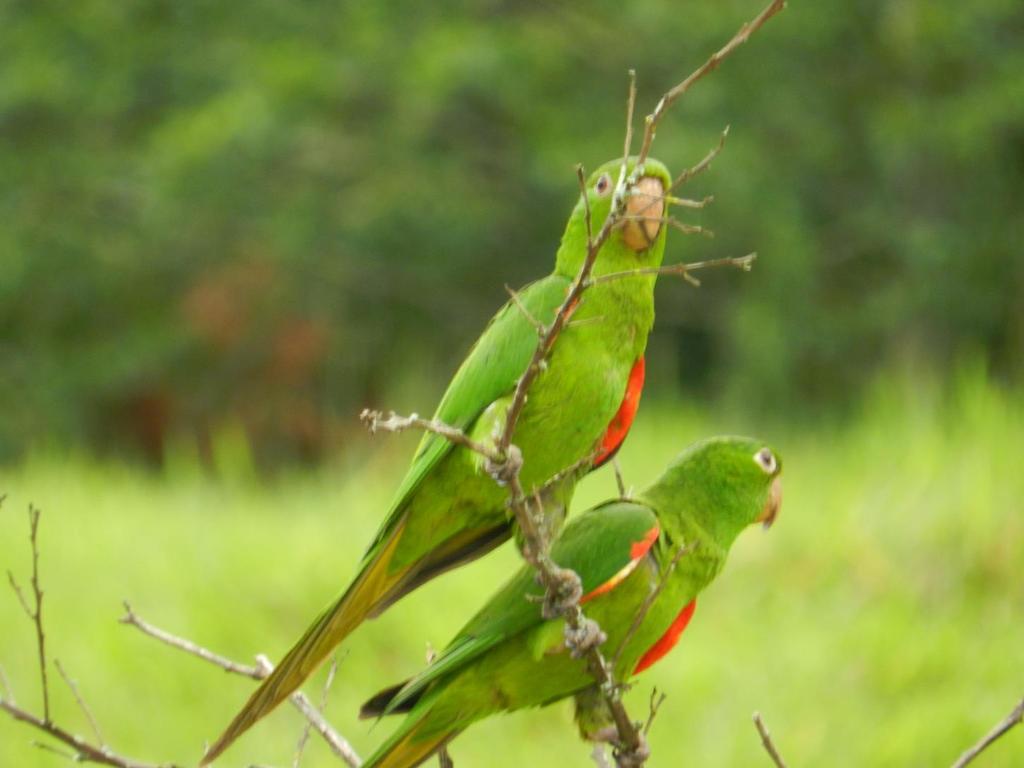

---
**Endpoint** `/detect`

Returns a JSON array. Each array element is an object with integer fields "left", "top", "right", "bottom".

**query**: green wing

[
  {"left": 364, "top": 274, "right": 570, "bottom": 554},
  {"left": 375, "top": 500, "right": 660, "bottom": 715}
]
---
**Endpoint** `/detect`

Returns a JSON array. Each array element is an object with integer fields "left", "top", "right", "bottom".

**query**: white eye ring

[
  {"left": 594, "top": 173, "right": 611, "bottom": 196},
  {"left": 754, "top": 448, "right": 777, "bottom": 474}
]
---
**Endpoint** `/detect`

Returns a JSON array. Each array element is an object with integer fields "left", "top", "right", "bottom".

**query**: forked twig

[
  {"left": 643, "top": 688, "right": 668, "bottom": 737},
  {"left": 1, "top": 508, "right": 178, "bottom": 768},
  {"left": 6, "top": 505, "right": 50, "bottom": 722},
  {"left": 637, "top": 0, "right": 787, "bottom": 164}
]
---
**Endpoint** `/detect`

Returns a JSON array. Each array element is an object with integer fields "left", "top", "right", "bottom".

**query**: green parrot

[
  {"left": 203, "top": 158, "right": 674, "bottom": 762},
  {"left": 357, "top": 436, "right": 783, "bottom": 768}
]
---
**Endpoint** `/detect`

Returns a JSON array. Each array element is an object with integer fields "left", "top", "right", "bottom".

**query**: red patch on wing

[
  {"left": 580, "top": 524, "right": 660, "bottom": 605},
  {"left": 633, "top": 599, "right": 697, "bottom": 674},
  {"left": 629, "top": 525, "right": 659, "bottom": 560},
  {"left": 594, "top": 357, "right": 646, "bottom": 468}
]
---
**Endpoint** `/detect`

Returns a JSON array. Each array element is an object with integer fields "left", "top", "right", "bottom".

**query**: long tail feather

[
  {"left": 363, "top": 711, "right": 460, "bottom": 768},
  {"left": 202, "top": 528, "right": 410, "bottom": 764}
]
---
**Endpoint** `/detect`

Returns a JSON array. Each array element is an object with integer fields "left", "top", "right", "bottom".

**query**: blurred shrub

[{"left": 1, "top": 0, "right": 1021, "bottom": 466}]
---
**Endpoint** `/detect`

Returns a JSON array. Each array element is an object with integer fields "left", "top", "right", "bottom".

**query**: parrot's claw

[
  {"left": 613, "top": 734, "right": 651, "bottom": 768},
  {"left": 486, "top": 443, "right": 523, "bottom": 486},
  {"left": 564, "top": 617, "right": 607, "bottom": 658},
  {"left": 542, "top": 566, "right": 584, "bottom": 619}
]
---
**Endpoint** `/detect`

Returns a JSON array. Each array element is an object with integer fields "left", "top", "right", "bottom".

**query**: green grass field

[{"left": 2, "top": 369, "right": 1022, "bottom": 767}]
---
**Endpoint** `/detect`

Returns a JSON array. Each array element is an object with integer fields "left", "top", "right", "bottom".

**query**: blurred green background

[{"left": 1, "top": 0, "right": 1022, "bottom": 766}]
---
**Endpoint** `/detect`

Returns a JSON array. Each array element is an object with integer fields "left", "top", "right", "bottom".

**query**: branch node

[{"left": 565, "top": 617, "right": 608, "bottom": 659}]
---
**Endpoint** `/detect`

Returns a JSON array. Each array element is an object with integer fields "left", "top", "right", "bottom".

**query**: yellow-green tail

[
  {"left": 363, "top": 711, "right": 460, "bottom": 768},
  {"left": 202, "top": 530, "right": 410, "bottom": 764}
]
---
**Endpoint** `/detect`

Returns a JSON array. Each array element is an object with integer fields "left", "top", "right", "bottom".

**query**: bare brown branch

[
  {"left": 637, "top": 0, "right": 787, "bottom": 164},
  {"left": 360, "top": 409, "right": 501, "bottom": 464},
  {"left": 0, "top": 699, "right": 176, "bottom": 768},
  {"left": 752, "top": 711, "right": 787, "bottom": 768},
  {"left": 120, "top": 601, "right": 258, "bottom": 678},
  {"left": 951, "top": 696, "right": 1024, "bottom": 768}
]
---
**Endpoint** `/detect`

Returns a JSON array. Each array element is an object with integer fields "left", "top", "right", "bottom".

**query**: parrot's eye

[
  {"left": 594, "top": 173, "right": 611, "bottom": 196},
  {"left": 754, "top": 448, "right": 777, "bottom": 474}
]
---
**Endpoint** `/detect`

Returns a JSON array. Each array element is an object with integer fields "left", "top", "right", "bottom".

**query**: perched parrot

[
  {"left": 203, "top": 158, "right": 674, "bottom": 762},
  {"left": 357, "top": 436, "right": 783, "bottom": 768}
]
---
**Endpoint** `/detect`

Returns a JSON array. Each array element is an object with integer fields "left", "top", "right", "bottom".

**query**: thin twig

[
  {"left": 505, "top": 284, "right": 547, "bottom": 335},
  {"left": 620, "top": 215, "right": 714, "bottom": 239},
  {"left": 27, "top": 506, "right": 49, "bottom": 723},
  {"left": 7, "top": 573, "right": 32, "bottom": 618},
  {"left": 360, "top": 410, "right": 501, "bottom": 464},
  {"left": 588, "top": 254, "right": 757, "bottom": 289},
  {"left": 532, "top": 451, "right": 599, "bottom": 498},
  {"left": 642, "top": 688, "right": 668, "bottom": 737},
  {"left": 951, "top": 696, "right": 1024, "bottom": 768},
  {"left": 611, "top": 544, "right": 693, "bottom": 671},
  {"left": 637, "top": 0, "right": 787, "bottom": 164},
  {"left": 612, "top": 458, "right": 629, "bottom": 499},
  {"left": 667, "top": 194, "right": 714, "bottom": 209},
  {"left": 292, "top": 657, "right": 338, "bottom": 768},
  {"left": 752, "top": 712, "right": 787, "bottom": 768},
  {"left": 670, "top": 127, "right": 730, "bottom": 193},
  {"left": 33, "top": 740, "right": 80, "bottom": 760},
  {"left": 55, "top": 658, "right": 105, "bottom": 746},
  {"left": 120, "top": 602, "right": 258, "bottom": 678}
]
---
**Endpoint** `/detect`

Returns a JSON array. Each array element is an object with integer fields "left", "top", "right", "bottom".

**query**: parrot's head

[
  {"left": 640, "top": 436, "right": 783, "bottom": 548},
  {"left": 555, "top": 157, "right": 673, "bottom": 277}
]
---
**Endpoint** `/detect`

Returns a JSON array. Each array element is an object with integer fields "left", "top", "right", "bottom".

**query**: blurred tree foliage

[{"left": 1, "top": 0, "right": 1021, "bottom": 467}]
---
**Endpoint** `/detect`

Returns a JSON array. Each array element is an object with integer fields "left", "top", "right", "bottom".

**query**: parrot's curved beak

[
  {"left": 621, "top": 176, "right": 665, "bottom": 251},
  {"left": 757, "top": 476, "right": 782, "bottom": 529}
]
